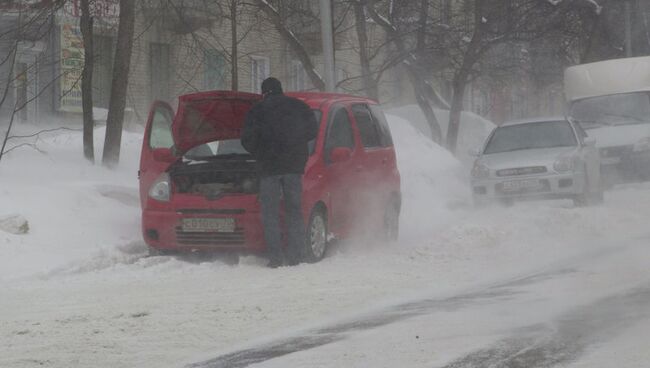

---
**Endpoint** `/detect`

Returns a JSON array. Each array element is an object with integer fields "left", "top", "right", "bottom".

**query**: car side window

[
  {"left": 308, "top": 109, "right": 323, "bottom": 155},
  {"left": 368, "top": 104, "right": 394, "bottom": 147},
  {"left": 352, "top": 104, "right": 381, "bottom": 148},
  {"left": 326, "top": 107, "right": 355, "bottom": 154},
  {"left": 149, "top": 107, "right": 174, "bottom": 149}
]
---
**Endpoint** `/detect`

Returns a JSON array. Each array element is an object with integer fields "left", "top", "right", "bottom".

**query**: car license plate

[
  {"left": 601, "top": 157, "right": 621, "bottom": 165},
  {"left": 502, "top": 179, "right": 542, "bottom": 192},
  {"left": 182, "top": 218, "right": 235, "bottom": 232}
]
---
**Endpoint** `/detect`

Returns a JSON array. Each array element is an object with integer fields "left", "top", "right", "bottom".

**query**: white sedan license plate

[
  {"left": 182, "top": 218, "right": 235, "bottom": 232},
  {"left": 601, "top": 157, "right": 621, "bottom": 165},
  {"left": 502, "top": 179, "right": 542, "bottom": 192}
]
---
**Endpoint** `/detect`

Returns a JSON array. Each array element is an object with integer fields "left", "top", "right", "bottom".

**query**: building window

[
  {"left": 289, "top": 60, "right": 306, "bottom": 91},
  {"left": 250, "top": 55, "right": 270, "bottom": 93},
  {"left": 204, "top": 49, "right": 226, "bottom": 90},
  {"left": 150, "top": 42, "right": 171, "bottom": 102}
]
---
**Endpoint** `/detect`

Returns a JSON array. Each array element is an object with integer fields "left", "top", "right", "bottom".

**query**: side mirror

[
  {"left": 330, "top": 147, "right": 353, "bottom": 163},
  {"left": 152, "top": 147, "right": 177, "bottom": 163},
  {"left": 584, "top": 138, "right": 596, "bottom": 147},
  {"left": 468, "top": 148, "right": 481, "bottom": 157}
]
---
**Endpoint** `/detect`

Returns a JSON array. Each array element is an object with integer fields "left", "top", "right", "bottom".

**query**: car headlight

[
  {"left": 148, "top": 173, "right": 171, "bottom": 202},
  {"left": 553, "top": 156, "right": 575, "bottom": 172},
  {"left": 471, "top": 161, "right": 490, "bottom": 178},
  {"left": 633, "top": 137, "right": 650, "bottom": 152}
]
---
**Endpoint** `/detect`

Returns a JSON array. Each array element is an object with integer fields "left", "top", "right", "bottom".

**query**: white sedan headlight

[
  {"left": 148, "top": 173, "right": 171, "bottom": 202},
  {"left": 471, "top": 161, "right": 490, "bottom": 178},
  {"left": 633, "top": 137, "right": 650, "bottom": 152},
  {"left": 553, "top": 156, "right": 575, "bottom": 172}
]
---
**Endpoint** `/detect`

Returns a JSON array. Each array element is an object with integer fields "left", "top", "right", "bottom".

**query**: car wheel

[
  {"left": 382, "top": 198, "right": 400, "bottom": 243},
  {"left": 573, "top": 193, "right": 588, "bottom": 207},
  {"left": 590, "top": 187, "right": 604, "bottom": 205},
  {"left": 303, "top": 208, "right": 328, "bottom": 263}
]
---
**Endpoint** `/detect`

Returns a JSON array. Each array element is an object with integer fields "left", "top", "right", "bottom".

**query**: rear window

[
  {"left": 368, "top": 104, "right": 393, "bottom": 147},
  {"left": 352, "top": 104, "right": 381, "bottom": 148}
]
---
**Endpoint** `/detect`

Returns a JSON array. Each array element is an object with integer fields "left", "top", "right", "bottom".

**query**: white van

[{"left": 565, "top": 56, "right": 650, "bottom": 185}]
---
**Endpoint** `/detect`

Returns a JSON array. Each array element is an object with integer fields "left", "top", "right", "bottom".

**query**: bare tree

[
  {"left": 365, "top": 1, "right": 445, "bottom": 143},
  {"left": 442, "top": 0, "right": 599, "bottom": 154},
  {"left": 102, "top": 0, "right": 136, "bottom": 167},
  {"left": 254, "top": 0, "right": 326, "bottom": 91},
  {"left": 0, "top": 0, "right": 66, "bottom": 163},
  {"left": 352, "top": 0, "right": 378, "bottom": 99},
  {"left": 80, "top": 0, "right": 95, "bottom": 163}
]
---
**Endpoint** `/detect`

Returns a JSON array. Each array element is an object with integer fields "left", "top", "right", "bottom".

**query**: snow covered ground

[{"left": 1, "top": 115, "right": 650, "bottom": 368}]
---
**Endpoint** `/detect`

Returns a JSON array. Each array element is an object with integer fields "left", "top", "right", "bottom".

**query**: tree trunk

[
  {"left": 230, "top": 0, "right": 238, "bottom": 91},
  {"left": 354, "top": 1, "right": 378, "bottom": 99},
  {"left": 410, "top": 71, "right": 442, "bottom": 143},
  {"left": 0, "top": 44, "right": 18, "bottom": 164},
  {"left": 446, "top": 74, "right": 468, "bottom": 154},
  {"left": 80, "top": 0, "right": 94, "bottom": 163},
  {"left": 102, "top": 0, "right": 135, "bottom": 168}
]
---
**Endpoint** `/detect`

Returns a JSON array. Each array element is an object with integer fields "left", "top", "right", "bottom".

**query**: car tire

[
  {"left": 590, "top": 187, "right": 604, "bottom": 205},
  {"left": 302, "top": 208, "right": 328, "bottom": 263},
  {"left": 497, "top": 198, "right": 514, "bottom": 207},
  {"left": 382, "top": 197, "right": 400, "bottom": 243}
]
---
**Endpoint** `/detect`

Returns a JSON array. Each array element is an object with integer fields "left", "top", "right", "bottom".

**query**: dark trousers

[{"left": 259, "top": 174, "right": 305, "bottom": 262}]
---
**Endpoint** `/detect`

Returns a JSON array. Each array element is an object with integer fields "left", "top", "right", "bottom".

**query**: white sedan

[{"left": 471, "top": 118, "right": 602, "bottom": 206}]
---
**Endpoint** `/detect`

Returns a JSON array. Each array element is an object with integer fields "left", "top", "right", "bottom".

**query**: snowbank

[
  {"left": 0, "top": 125, "right": 143, "bottom": 280},
  {"left": 387, "top": 105, "right": 495, "bottom": 167}
]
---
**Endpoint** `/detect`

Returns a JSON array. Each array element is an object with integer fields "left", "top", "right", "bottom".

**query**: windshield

[
  {"left": 484, "top": 120, "right": 577, "bottom": 154},
  {"left": 569, "top": 92, "right": 650, "bottom": 129},
  {"left": 183, "top": 110, "right": 322, "bottom": 160},
  {"left": 184, "top": 139, "right": 249, "bottom": 160}
]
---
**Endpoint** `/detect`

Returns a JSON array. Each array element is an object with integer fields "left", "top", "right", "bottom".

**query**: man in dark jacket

[{"left": 241, "top": 77, "right": 319, "bottom": 268}]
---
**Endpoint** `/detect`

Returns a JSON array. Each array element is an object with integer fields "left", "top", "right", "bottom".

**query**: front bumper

[
  {"left": 142, "top": 196, "right": 266, "bottom": 252},
  {"left": 471, "top": 171, "right": 586, "bottom": 203}
]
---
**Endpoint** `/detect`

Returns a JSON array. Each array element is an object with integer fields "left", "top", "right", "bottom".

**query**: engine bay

[{"left": 169, "top": 158, "right": 259, "bottom": 199}]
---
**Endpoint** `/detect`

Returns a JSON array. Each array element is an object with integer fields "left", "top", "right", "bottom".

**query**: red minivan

[{"left": 138, "top": 91, "right": 401, "bottom": 262}]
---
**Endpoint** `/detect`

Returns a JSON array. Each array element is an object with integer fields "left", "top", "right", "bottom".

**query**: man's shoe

[
  {"left": 285, "top": 257, "right": 300, "bottom": 266},
  {"left": 267, "top": 259, "right": 283, "bottom": 268}
]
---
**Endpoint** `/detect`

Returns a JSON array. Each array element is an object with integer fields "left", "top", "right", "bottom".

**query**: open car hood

[{"left": 172, "top": 91, "right": 261, "bottom": 153}]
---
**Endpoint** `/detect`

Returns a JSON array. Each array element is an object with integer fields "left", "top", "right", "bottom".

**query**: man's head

[{"left": 261, "top": 77, "right": 283, "bottom": 97}]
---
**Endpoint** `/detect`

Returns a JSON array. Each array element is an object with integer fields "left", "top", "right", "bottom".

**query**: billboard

[
  {"left": 57, "top": 0, "right": 118, "bottom": 112},
  {"left": 59, "top": 21, "right": 84, "bottom": 112}
]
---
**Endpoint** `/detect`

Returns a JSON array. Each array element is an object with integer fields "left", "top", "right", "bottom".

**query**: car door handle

[
  {"left": 382, "top": 158, "right": 388, "bottom": 164},
  {"left": 356, "top": 165, "right": 363, "bottom": 172}
]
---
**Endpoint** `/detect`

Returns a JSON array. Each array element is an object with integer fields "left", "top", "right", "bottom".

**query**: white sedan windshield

[{"left": 484, "top": 121, "right": 577, "bottom": 154}]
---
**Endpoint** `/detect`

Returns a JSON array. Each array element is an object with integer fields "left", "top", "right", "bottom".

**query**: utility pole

[
  {"left": 625, "top": 0, "right": 633, "bottom": 57},
  {"left": 320, "top": 0, "right": 335, "bottom": 92}
]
